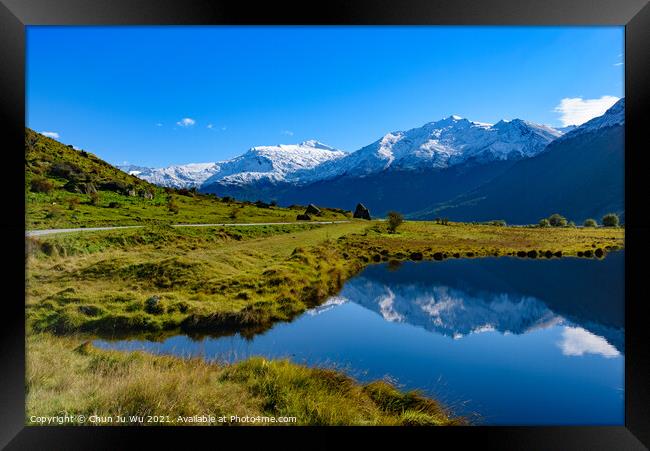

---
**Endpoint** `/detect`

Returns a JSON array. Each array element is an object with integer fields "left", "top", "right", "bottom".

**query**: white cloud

[
  {"left": 176, "top": 118, "right": 196, "bottom": 127},
  {"left": 281, "top": 130, "right": 294, "bottom": 136},
  {"left": 40, "top": 131, "right": 59, "bottom": 139},
  {"left": 558, "top": 326, "right": 620, "bottom": 358},
  {"left": 553, "top": 96, "right": 620, "bottom": 127}
]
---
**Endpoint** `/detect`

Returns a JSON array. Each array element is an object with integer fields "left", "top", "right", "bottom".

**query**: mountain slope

[
  {"left": 209, "top": 159, "right": 518, "bottom": 217},
  {"left": 122, "top": 140, "right": 346, "bottom": 189},
  {"left": 120, "top": 162, "right": 219, "bottom": 188},
  {"left": 412, "top": 99, "right": 625, "bottom": 224},
  {"left": 292, "top": 116, "right": 561, "bottom": 183},
  {"left": 200, "top": 115, "right": 564, "bottom": 215}
]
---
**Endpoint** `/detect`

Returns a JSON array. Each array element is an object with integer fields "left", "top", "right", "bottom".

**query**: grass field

[
  {"left": 26, "top": 220, "right": 624, "bottom": 337},
  {"left": 27, "top": 333, "right": 462, "bottom": 426}
]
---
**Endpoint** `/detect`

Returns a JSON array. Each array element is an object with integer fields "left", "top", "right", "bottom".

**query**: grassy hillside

[{"left": 25, "top": 128, "right": 350, "bottom": 229}]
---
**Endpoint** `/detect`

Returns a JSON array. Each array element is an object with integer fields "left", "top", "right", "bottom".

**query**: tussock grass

[
  {"left": 26, "top": 222, "right": 368, "bottom": 336},
  {"left": 342, "top": 221, "right": 624, "bottom": 262},
  {"left": 26, "top": 333, "right": 462, "bottom": 426},
  {"left": 26, "top": 220, "right": 624, "bottom": 337}
]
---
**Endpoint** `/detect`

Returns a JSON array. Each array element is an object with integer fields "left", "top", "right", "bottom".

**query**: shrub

[
  {"left": 45, "top": 205, "right": 64, "bottom": 220},
  {"left": 67, "top": 197, "right": 80, "bottom": 210},
  {"left": 89, "top": 192, "right": 100, "bottom": 206},
  {"left": 548, "top": 213, "right": 568, "bottom": 227},
  {"left": 99, "top": 180, "right": 128, "bottom": 193},
  {"left": 602, "top": 213, "right": 620, "bottom": 227},
  {"left": 167, "top": 199, "right": 180, "bottom": 214},
  {"left": 30, "top": 176, "right": 54, "bottom": 193},
  {"left": 48, "top": 162, "right": 80, "bottom": 180},
  {"left": 386, "top": 211, "right": 404, "bottom": 233},
  {"left": 583, "top": 218, "right": 597, "bottom": 227},
  {"left": 538, "top": 218, "right": 550, "bottom": 227},
  {"left": 144, "top": 296, "right": 164, "bottom": 314}
]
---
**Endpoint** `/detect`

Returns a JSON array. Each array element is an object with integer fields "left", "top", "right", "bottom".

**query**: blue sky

[{"left": 27, "top": 26, "right": 624, "bottom": 167}]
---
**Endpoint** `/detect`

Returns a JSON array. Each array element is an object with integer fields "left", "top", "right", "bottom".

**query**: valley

[{"left": 25, "top": 115, "right": 625, "bottom": 425}]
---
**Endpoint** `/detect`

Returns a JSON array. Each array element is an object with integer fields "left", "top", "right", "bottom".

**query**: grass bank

[
  {"left": 27, "top": 333, "right": 462, "bottom": 426},
  {"left": 26, "top": 220, "right": 624, "bottom": 338}
]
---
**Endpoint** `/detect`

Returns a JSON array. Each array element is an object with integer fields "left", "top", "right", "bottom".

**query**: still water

[{"left": 95, "top": 252, "right": 624, "bottom": 425}]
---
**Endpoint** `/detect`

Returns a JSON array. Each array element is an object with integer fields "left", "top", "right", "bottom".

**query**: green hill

[{"left": 25, "top": 128, "right": 350, "bottom": 229}]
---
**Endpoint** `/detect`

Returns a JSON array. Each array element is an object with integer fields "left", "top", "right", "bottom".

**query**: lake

[{"left": 95, "top": 251, "right": 625, "bottom": 425}]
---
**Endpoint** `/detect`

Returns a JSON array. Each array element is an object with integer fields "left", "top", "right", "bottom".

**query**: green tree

[
  {"left": 602, "top": 213, "right": 620, "bottom": 227},
  {"left": 583, "top": 218, "right": 597, "bottom": 227},
  {"left": 548, "top": 213, "right": 568, "bottom": 227},
  {"left": 386, "top": 211, "right": 404, "bottom": 233}
]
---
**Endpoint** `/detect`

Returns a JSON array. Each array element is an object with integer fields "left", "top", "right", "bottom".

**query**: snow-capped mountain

[
  {"left": 122, "top": 113, "right": 568, "bottom": 190},
  {"left": 121, "top": 140, "right": 346, "bottom": 188},
  {"left": 420, "top": 98, "right": 625, "bottom": 223},
  {"left": 202, "top": 140, "right": 346, "bottom": 186},
  {"left": 293, "top": 115, "right": 563, "bottom": 183},
  {"left": 558, "top": 97, "right": 624, "bottom": 141},
  {"left": 118, "top": 162, "right": 220, "bottom": 188}
]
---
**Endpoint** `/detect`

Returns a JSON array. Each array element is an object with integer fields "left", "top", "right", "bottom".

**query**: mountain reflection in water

[
  {"left": 95, "top": 252, "right": 624, "bottom": 425},
  {"left": 336, "top": 253, "right": 624, "bottom": 354}
]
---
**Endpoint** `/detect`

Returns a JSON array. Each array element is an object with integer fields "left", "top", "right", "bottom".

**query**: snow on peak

[
  {"left": 200, "top": 141, "right": 346, "bottom": 187},
  {"left": 121, "top": 140, "right": 345, "bottom": 189},
  {"left": 296, "top": 113, "right": 563, "bottom": 182},
  {"left": 118, "top": 162, "right": 219, "bottom": 188},
  {"left": 558, "top": 98, "right": 624, "bottom": 141},
  {"left": 122, "top": 109, "right": 580, "bottom": 190},
  {"left": 299, "top": 139, "right": 339, "bottom": 151}
]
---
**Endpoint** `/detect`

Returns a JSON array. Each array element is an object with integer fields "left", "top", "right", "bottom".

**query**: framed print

[{"left": 1, "top": 0, "right": 648, "bottom": 449}]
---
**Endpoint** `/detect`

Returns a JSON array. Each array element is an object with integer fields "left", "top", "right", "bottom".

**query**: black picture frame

[{"left": 2, "top": 0, "right": 648, "bottom": 449}]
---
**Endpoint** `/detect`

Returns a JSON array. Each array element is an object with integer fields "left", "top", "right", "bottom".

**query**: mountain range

[{"left": 120, "top": 99, "right": 624, "bottom": 223}]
